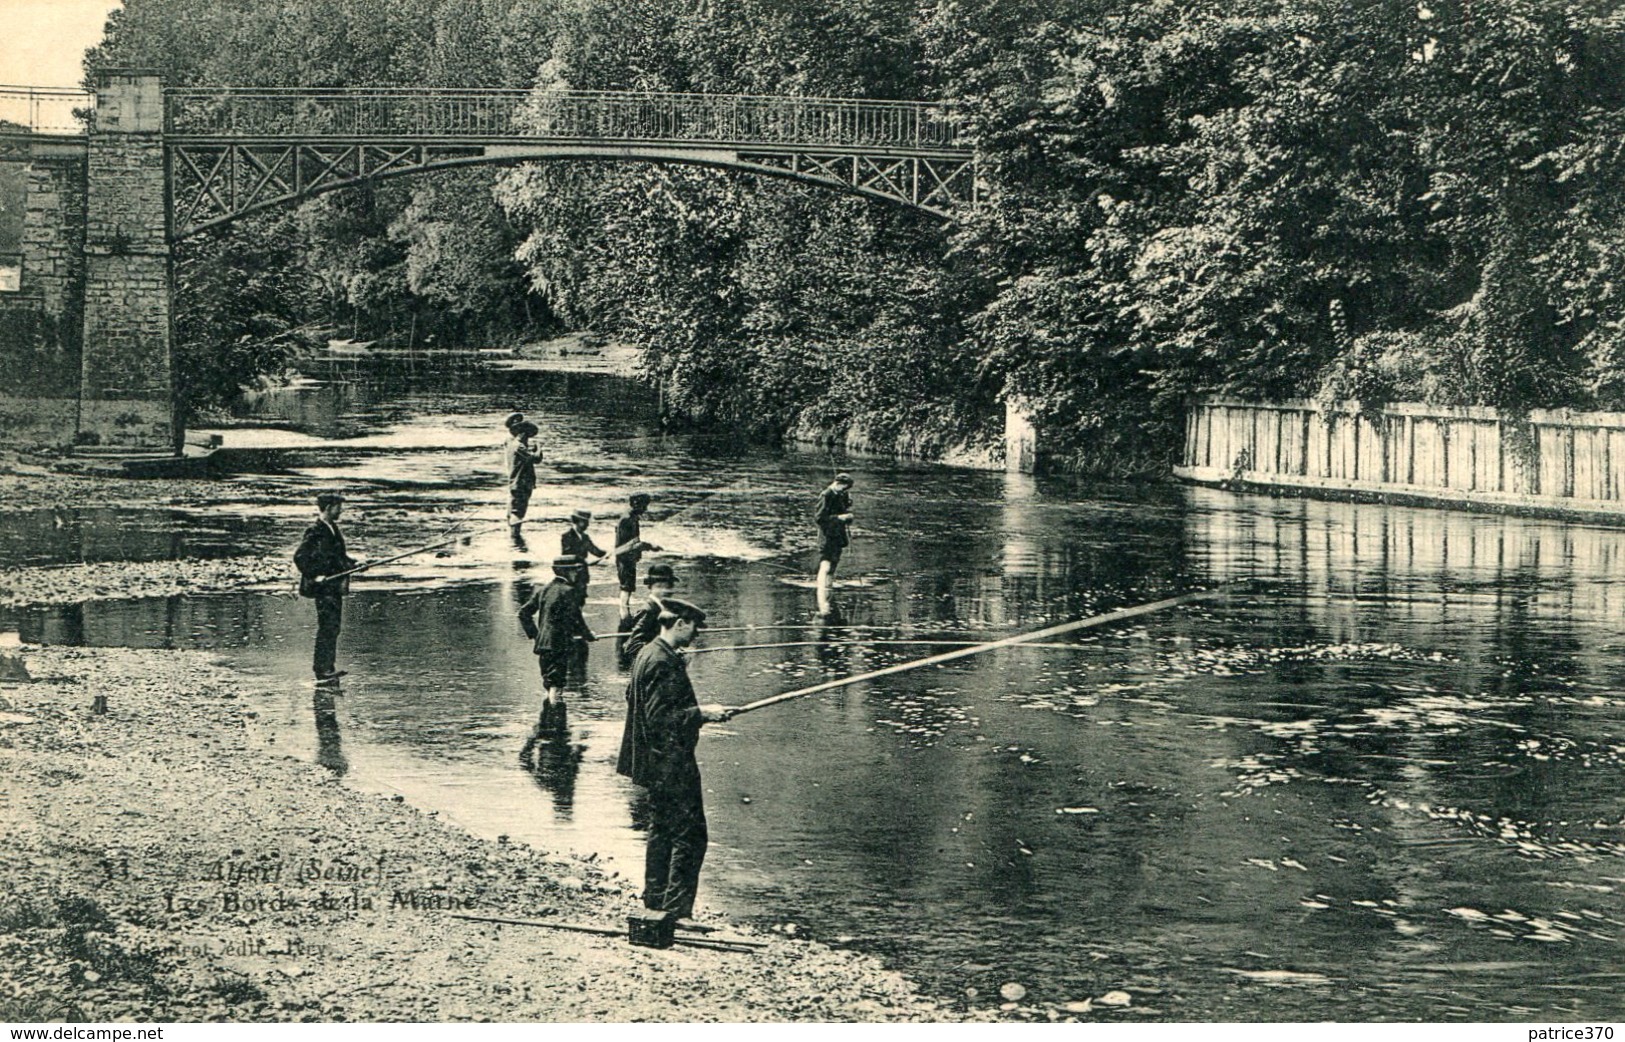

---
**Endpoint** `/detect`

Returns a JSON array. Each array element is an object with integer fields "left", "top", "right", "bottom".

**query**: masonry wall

[
  {"left": 0, "top": 144, "right": 86, "bottom": 422},
  {"left": 78, "top": 71, "right": 175, "bottom": 451},
  {"left": 1177, "top": 398, "right": 1625, "bottom": 520}
]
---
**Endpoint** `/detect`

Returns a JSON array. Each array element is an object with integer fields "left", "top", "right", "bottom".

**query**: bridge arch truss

[{"left": 164, "top": 88, "right": 978, "bottom": 238}]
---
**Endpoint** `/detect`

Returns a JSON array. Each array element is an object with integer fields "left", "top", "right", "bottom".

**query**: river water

[{"left": 7, "top": 365, "right": 1625, "bottom": 1022}]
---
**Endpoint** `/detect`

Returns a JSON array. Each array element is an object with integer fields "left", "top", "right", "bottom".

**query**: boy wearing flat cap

[
  {"left": 613, "top": 493, "right": 663, "bottom": 621},
  {"left": 617, "top": 598, "right": 734, "bottom": 922},
  {"left": 517, "top": 556, "right": 597, "bottom": 760}
]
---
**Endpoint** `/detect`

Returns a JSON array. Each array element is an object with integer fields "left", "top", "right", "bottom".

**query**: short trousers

[
  {"left": 617, "top": 557, "right": 639, "bottom": 593},
  {"left": 509, "top": 487, "right": 533, "bottom": 520},
  {"left": 536, "top": 649, "right": 568, "bottom": 689},
  {"left": 819, "top": 541, "right": 845, "bottom": 567}
]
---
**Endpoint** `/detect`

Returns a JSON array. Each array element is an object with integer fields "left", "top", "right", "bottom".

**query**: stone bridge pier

[
  {"left": 78, "top": 70, "right": 175, "bottom": 451},
  {"left": 0, "top": 70, "right": 174, "bottom": 453},
  {"left": 2, "top": 69, "right": 979, "bottom": 456}
]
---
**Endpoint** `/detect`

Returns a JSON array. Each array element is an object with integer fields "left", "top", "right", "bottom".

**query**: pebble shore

[
  {"left": 0, "top": 645, "right": 963, "bottom": 1022},
  {"left": 0, "top": 462, "right": 979, "bottom": 1023}
]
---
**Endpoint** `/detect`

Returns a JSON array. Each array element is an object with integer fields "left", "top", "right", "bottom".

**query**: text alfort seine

[{"left": 202, "top": 854, "right": 390, "bottom": 886}]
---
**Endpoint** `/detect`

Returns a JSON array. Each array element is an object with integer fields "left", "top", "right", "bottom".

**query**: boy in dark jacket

[
  {"left": 517, "top": 556, "right": 596, "bottom": 759},
  {"left": 613, "top": 493, "right": 661, "bottom": 620},
  {"left": 618, "top": 563, "right": 678, "bottom": 668},
  {"left": 561, "top": 509, "right": 607, "bottom": 606},
  {"left": 293, "top": 492, "right": 359, "bottom": 684},
  {"left": 814, "top": 473, "right": 854, "bottom": 617}
]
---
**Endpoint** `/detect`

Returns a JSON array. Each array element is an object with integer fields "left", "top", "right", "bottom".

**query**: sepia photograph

[{"left": 2, "top": 0, "right": 1623, "bottom": 1028}]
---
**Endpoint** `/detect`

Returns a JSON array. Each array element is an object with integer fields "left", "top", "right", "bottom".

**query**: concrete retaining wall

[{"left": 1176, "top": 398, "right": 1625, "bottom": 520}]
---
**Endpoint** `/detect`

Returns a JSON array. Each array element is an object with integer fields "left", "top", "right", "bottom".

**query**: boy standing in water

[
  {"left": 814, "top": 473, "right": 855, "bottom": 618},
  {"left": 614, "top": 492, "right": 662, "bottom": 621},
  {"left": 619, "top": 562, "right": 678, "bottom": 667},
  {"left": 506, "top": 420, "right": 542, "bottom": 528},
  {"left": 561, "top": 509, "right": 608, "bottom": 605},
  {"left": 518, "top": 557, "right": 596, "bottom": 759},
  {"left": 294, "top": 491, "right": 360, "bottom": 685}
]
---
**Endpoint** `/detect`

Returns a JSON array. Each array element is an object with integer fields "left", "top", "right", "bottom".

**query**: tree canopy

[{"left": 85, "top": 0, "right": 1625, "bottom": 471}]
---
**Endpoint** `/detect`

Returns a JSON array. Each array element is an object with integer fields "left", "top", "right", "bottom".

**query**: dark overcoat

[
  {"left": 618, "top": 596, "right": 664, "bottom": 667},
  {"left": 616, "top": 638, "right": 702, "bottom": 789}
]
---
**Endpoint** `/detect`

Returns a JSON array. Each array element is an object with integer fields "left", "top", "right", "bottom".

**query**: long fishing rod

[
  {"left": 212, "top": 513, "right": 487, "bottom": 595},
  {"left": 702, "top": 623, "right": 914, "bottom": 635},
  {"left": 445, "top": 912, "right": 763, "bottom": 952},
  {"left": 321, "top": 520, "right": 510, "bottom": 582},
  {"left": 688, "top": 639, "right": 1092, "bottom": 656},
  {"left": 729, "top": 583, "right": 1245, "bottom": 718}
]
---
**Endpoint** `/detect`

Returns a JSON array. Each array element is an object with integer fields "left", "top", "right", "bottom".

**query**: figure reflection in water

[
  {"left": 312, "top": 687, "right": 348, "bottom": 776},
  {"left": 810, "top": 611, "right": 857, "bottom": 677},
  {"left": 527, "top": 740, "right": 585, "bottom": 817}
]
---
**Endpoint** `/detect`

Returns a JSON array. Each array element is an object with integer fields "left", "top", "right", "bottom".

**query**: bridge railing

[
  {"left": 164, "top": 88, "right": 965, "bottom": 151},
  {"left": 0, "top": 86, "right": 93, "bottom": 135}
]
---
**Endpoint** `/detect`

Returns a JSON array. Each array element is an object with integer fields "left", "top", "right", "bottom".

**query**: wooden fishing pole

[
  {"left": 446, "top": 912, "right": 763, "bottom": 952},
  {"left": 729, "top": 583, "right": 1244, "bottom": 718},
  {"left": 688, "top": 639, "right": 1092, "bottom": 656},
  {"left": 702, "top": 623, "right": 912, "bottom": 635},
  {"left": 320, "top": 521, "right": 510, "bottom": 582}
]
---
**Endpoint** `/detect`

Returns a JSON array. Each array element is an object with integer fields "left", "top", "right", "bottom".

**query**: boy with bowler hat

[
  {"left": 561, "top": 509, "right": 607, "bottom": 605},
  {"left": 518, "top": 556, "right": 597, "bottom": 759},
  {"left": 616, "top": 598, "right": 735, "bottom": 921},
  {"left": 506, "top": 420, "right": 543, "bottom": 528},
  {"left": 294, "top": 491, "right": 360, "bottom": 684},
  {"left": 619, "top": 562, "right": 678, "bottom": 667}
]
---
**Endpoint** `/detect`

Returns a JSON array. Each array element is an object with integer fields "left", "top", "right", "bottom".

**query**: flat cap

[
  {"left": 630, "top": 492, "right": 652, "bottom": 508},
  {"left": 833, "top": 472, "right": 854, "bottom": 486},
  {"left": 570, "top": 509, "right": 592, "bottom": 523},
  {"left": 657, "top": 597, "right": 707, "bottom": 628},
  {"left": 551, "top": 555, "right": 583, "bottom": 570},
  {"left": 645, "top": 563, "right": 678, "bottom": 584},
  {"left": 315, "top": 491, "right": 345, "bottom": 508}
]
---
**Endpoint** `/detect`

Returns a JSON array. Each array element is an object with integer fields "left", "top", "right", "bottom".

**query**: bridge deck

[
  {"left": 164, "top": 88, "right": 968, "bottom": 155},
  {"left": 1, "top": 85, "right": 977, "bottom": 233}
]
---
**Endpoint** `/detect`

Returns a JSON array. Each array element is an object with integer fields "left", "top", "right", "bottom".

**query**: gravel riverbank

[{"left": 0, "top": 645, "right": 966, "bottom": 1022}]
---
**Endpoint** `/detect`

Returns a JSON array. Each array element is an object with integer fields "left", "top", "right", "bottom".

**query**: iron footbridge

[{"left": 1, "top": 85, "right": 976, "bottom": 237}]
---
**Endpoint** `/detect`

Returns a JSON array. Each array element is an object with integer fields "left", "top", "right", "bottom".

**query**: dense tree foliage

[
  {"left": 86, "top": 0, "right": 556, "bottom": 414},
  {"left": 85, "top": 0, "right": 1625, "bottom": 471}
]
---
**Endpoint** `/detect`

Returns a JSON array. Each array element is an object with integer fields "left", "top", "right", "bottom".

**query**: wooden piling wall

[{"left": 1176, "top": 398, "right": 1625, "bottom": 520}]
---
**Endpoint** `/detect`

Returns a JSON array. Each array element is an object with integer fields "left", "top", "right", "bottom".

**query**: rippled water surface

[{"left": 9, "top": 365, "right": 1625, "bottom": 1021}]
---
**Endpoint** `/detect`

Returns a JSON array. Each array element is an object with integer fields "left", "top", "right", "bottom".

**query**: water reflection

[
  {"left": 12, "top": 369, "right": 1625, "bottom": 1020},
  {"left": 527, "top": 740, "right": 585, "bottom": 817},
  {"left": 0, "top": 509, "right": 258, "bottom": 569},
  {"left": 312, "top": 687, "right": 348, "bottom": 776}
]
